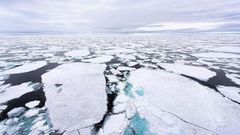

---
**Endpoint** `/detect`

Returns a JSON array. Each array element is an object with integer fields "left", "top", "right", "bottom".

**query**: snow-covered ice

[
  {"left": 159, "top": 63, "right": 216, "bottom": 81},
  {"left": 64, "top": 50, "right": 90, "bottom": 58},
  {"left": 0, "top": 34, "right": 240, "bottom": 135},
  {"left": 42, "top": 63, "right": 107, "bottom": 132},
  {"left": 82, "top": 55, "right": 113, "bottom": 63},
  {"left": 206, "top": 46, "right": 240, "bottom": 53},
  {"left": 7, "top": 107, "right": 26, "bottom": 118},
  {"left": 24, "top": 108, "right": 40, "bottom": 118},
  {"left": 218, "top": 86, "right": 240, "bottom": 103},
  {"left": 192, "top": 52, "right": 240, "bottom": 58},
  {"left": 0, "top": 82, "right": 33, "bottom": 103},
  {"left": 129, "top": 68, "right": 240, "bottom": 134},
  {"left": 25, "top": 101, "right": 40, "bottom": 108},
  {"left": 3, "top": 61, "right": 47, "bottom": 75}
]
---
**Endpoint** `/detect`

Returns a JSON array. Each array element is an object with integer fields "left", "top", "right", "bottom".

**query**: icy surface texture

[
  {"left": 42, "top": 63, "right": 107, "bottom": 132},
  {"left": 0, "top": 34, "right": 239, "bottom": 135}
]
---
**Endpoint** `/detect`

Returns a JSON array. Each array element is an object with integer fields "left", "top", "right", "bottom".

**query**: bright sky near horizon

[{"left": 0, "top": 0, "right": 240, "bottom": 33}]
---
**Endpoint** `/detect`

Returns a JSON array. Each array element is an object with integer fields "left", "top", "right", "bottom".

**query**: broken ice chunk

[
  {"left": 7, "top": 107, "right": 25, "bottom": 118},
  {"left": 117, "top": 66, "right": 133, "bottom": 71},
  {"left": 24, "top": 108, "right": 40, "bottom": 118},
  {"left": 102, "top": 113, "right": 127, "bottom": 134},
  {"left": 25, "top": 101, "right": 40, "bottom": 108},
  {"left": 3, "top": 61, "right": 47, "bottom": 75},
  {"left": 0, "top": 82, "right": 33, "bottom": 103}
]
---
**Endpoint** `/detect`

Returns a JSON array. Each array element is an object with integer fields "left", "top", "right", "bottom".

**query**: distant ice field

[{"left": 0, "top": 34, "right": 239, "bottom": 135}]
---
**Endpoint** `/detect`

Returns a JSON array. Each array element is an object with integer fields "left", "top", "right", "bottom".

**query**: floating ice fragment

[
  {"left": 3, "top": 61, "right": 47, "bottom": 75},
  {"left": 24, "top": 108, "right": 40, "bottom": 118},
  {"left": 7, "top": 107, "right": 25, "bottom": 118},
  {"left": 25, "top": 101, "right": 40, "bottom": 109},
  {"left": 0, "top": 82, "right": 33, "bottom": 103}
]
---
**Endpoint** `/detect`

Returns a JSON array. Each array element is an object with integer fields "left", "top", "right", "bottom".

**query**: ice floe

[
  {"left": 7, "top": 107, "right": 26, "bottom": 118},
  {"left": 82, "top": 55, "right": 113, "bottom": 63},
  {"left": 206, "top": 46, "right": 240, "bottom": 53},
  {"left": 25, "top": 101, "right": 40, "bottom": 108},
  {"left": 0, "top": 82, "right": 33, "bottom": 103},
  {"left": 42, "top": 63, "right": 107, "bottom": 132},
  {"left": 3, "top": 61, "right": 47, "bottom": 75},
  {"left": 102, "top": 113, "right": 127, "bottom": 135},
  {"left": 159, "top": 63, "right": 216, "bottom": 81},
  {"left": 24, "top": 108, "right": 40, "bottom": 118},
  {"left": 129, "top": 68, "right": 240, "bottom": 135},
  {"left": 64, "top": 50, "right": 90, "bottom": 58},
  {"left": 192, "top": 52, "right": 240, "bottom": 58},
  {"left": 218, "top": 86, "right": 240, "bottom": 103}
]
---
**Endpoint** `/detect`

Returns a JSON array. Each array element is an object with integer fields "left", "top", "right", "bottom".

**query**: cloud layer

[{"left": 0, "top": 0, "right": 240, "bottom": 33}]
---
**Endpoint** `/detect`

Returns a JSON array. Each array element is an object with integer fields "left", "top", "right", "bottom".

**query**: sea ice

[
  {"left": 192, "top": 52, "right": 240, "bottom": 58},
  {"left": 102, "top": 113, "right": 127, "bottom": 134},
  {"left": 159, "top": 63, "right": 216, "bottom": 81},
  {"left": 25, "top": 101, "right": 40, "bottom": 108},
  {"left": 218, "top": 86, "right": 240, "bottom": 103},
  {"left": 7, "top": 107, "right": 25, "bottom": 118},
  {"left": 42, "top": 63, "right": 107, "bottom": 132},
  {"left": 3, "top": 61, "right": 47, "bottom": 75},
  {"left": 206, "top": 46, "right": 240, "bottom": 53},
  {"left": 129, "top": 68, "right": 240, "bottom": 134},
  {"left": 0, "top": 82, "right": 33, "bottom": 103},
  {"left": 82, "top": 55, "right": 113, "bottom": 63},
  {"left": 24, "top": 108, "right": 40, "bottom": 118},
  {"left": 64, "top": 50, "right": 90, "bottom": 58}
]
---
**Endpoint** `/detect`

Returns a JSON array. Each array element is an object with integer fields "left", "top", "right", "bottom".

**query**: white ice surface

[
  {"left": 0, "top": 82, "right": 33, "bottom": 103},
  {"left": 218, "top": 86, "right": 240, "bottom": 103},
  {"left": 64, "top": 50, "right": 90, "bottom": 57},
  {"left": 3, "top": 61, "right": 47, "bottom": 75},
  {"left": 7, "top": 107, "right": 25, "bottom": 118},
  {"left": 192, "top": 52, "right": 240, "bottom": 58},
  {"left": 82, "top": 55, "right": 113, "bottom": 63},
  {"left": 24, "top": 108, "right": 40, "bottom": 118},
  {"left": 102, "top": 113, "right": 127, "bottom": 135},
  {"left": 206, "top": 46, "right": 240, "bottom": 53},
  {"left": 159, "top": 63, "right": 216, "bottom": 81},
  {"left": 129, "top": 69, "right": 240, "bottom": 135},
  {"left": 25, "top": 101, "right": 40, "bottom": 108},
  {"left": 226, "top": 74, "right": 240, "bottom": 85},
  {"left": 42, "top": 63, "right": 107, "bottom": 132}
]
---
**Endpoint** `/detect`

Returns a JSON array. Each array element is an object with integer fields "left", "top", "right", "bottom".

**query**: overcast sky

[{"left": 0, "top": 0, "right": 240, "bottom": 33}]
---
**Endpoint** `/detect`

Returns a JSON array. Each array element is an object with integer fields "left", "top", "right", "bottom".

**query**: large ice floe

[
  {"left": 127, "top": 68, "right": 240, "bottom": 135},
  {"left": 42, "top": 63, "right": 107, "bottom": 134}
]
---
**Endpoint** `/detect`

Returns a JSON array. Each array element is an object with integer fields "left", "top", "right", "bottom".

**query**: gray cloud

[{"left": 0, "top": 0, "right": 239, "bottom": 33}]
